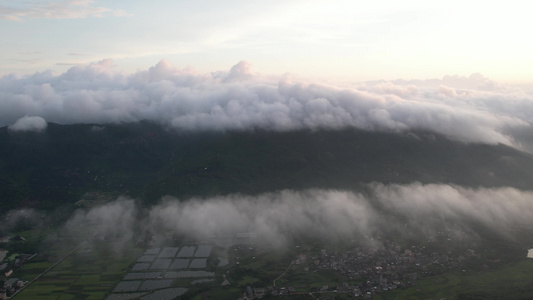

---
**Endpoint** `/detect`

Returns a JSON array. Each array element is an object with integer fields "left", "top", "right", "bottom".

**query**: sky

[
  {"left": 1, "top": 0, "right": 532, "bottom": 83},
  {"left": 1, "top": 0, "right": 533, "bottom": 152}
]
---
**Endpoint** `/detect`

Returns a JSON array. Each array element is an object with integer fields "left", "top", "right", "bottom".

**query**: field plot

[
  {"left": 16, "top": 244, "right": 143, "bottom": 300},
  {"left": 15, "top": 261, "right": 53, "bottom": 281},
  {"left": 131, "top": 263, "right": 150, "bottom": 271},
  {"left": 192, "top": 278, "right": 214, "bottom": 285},
  {"left": 124, "top": 272, "right": 162, "bottom": 280},
  {"left": 158, "top": 247, "right": 179, "bottom": 258},
  {"left": 194, "top": 245, "right": 213, "bottom": 257},
  {"left": 137, "top": 255, "right": 156, "bottom": 262},
  {"left": 139, "top": 279, "right": 173, "bottom": 291},
  {"left": 106, "top": 292, "right": 147, "bottom": 300},
  {"left": 169, "top": 258, "right": 189, "bottom": 269},
  {"left": 140, "top": 288, "right": 188, "bottom": 300},
  {"left": 176, "top": 271, "right": 214, "bottom": 278},
  {"left": 177, "top": 246, "right": 196, "bottom": 257},
  {"left": 106, "top": 243, "right": 220, "bottom": 299},
  {"left": 113, "top": 281, "right": 141, "bottom": 292},
  {"left": 189, "top": 258, "right": 207, "bottom": 269},
  {"left": 164, "top": 271, "right": 179, "bottom": 279},
  {"left": 150, "top": 258, "right": 171, "bottom": 270}
]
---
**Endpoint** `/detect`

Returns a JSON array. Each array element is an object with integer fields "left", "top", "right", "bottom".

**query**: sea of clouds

[
  {"left": 54, "top": 183, "right": 533, "bottom": 250},
  {"left": 2, "top": 59, "right": 533, "bottom": 151}
]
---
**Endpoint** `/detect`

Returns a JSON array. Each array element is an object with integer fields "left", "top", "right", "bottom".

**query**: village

[
  {"left": 0, "top": 236, "right": 36, "bottom": 300},
  {"left": 233, "top": 236, "right": 480, "bottom": 299},
  {"left": 0, "top": 227, "right": 505, "bottom": 299}
]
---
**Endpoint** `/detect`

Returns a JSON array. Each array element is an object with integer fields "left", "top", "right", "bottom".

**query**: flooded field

[{"left": 107, "top": 244, "right": 218, "bottom": 299}]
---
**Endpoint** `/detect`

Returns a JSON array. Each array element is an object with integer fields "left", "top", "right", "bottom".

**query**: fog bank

[
  {"left": 61, "top": 183, "right": 533, "bottom": 249},
  {"left": 2, "top": 60, "right": 533, "bottom": 150}
]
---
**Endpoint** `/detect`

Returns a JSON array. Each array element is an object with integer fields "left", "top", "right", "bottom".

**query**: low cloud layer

[
  {"left": 1, "top": 60, "right": 532, "bottom": 150},
  {"left": 8, "top": 115, "right": 47, "bottom": 132},
  {"left": 61, "top": 183, "right": 533, "bottom": 249}
]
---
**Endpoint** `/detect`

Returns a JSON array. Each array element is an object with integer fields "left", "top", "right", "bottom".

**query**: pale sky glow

[
  {"left": 1, "top": 0, "right": 532, "bottom": 82},
  {"left": 2, "top": 1, "right": 533, "bottom": 152}
]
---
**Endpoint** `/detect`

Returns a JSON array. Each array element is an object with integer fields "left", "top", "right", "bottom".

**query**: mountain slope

[{"left": 1, "top": 122, "right": 533, "bottom": 211}]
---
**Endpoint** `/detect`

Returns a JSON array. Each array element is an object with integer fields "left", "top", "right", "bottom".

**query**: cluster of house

[
  {"left": 237, "top": 239, "right": 476, "bottom": 299},
  {"left": 299, "top": 242, "right": 473, "bottom": 298},
  {"left": 0, "top": 277, "right": 27, "bottom": 299},
  {"left": 239, "top": 286, "right": 266, "bottom": 299},
  {"left": 0, "top": 253, "right": 37, "bottom": 276},
  {"left": 0, "top": 253, "right": 37, "bottom": 299}
]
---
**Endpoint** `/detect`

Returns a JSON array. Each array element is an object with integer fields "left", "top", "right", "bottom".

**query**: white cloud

[
  {"left": 0, "top": 0, "right": 130, "bottom": 21},
  {"left": 370, "top": 183, "right": 533, "bottom": 234},
  {"left": 0, "top": 59, "right": 532, "bottom": 149},
  {"left": 8, "top": 115, "right": 47, "bottom": 132},
  {"left": 63, "top": 184, "right": 533, "bottom": 249}
]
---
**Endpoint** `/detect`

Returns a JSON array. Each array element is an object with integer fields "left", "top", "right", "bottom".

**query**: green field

[
  {"left": 9, "top": 239, "right": 533, "bottom": 300},
  {"left": 14, "top": 243, "right": 142, "bottom": 300},
  {"left": 375, "top": 259, "right": 533, "bottom": 300}
]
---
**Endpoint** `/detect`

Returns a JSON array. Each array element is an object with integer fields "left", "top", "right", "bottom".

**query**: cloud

[
  {"left": 224, "top": 60, "right": 254, "bottom": 82},
  {"left": 8, "top": 115, "right": 47, "bottom": 132},
  {"left": 61, "top": 184, "right": 533, "bottom": 250},
  {"left": 369, "top": 183, "right": 533, "bottom": 236},
  {"left": 0, "top": 59, "right": 532, "bottom": 150},
  {"left": 147, "top": 190, "right": 374, "bottom": 247},
  {"left": 0, "top": 0, "right": 130, "bottom": 21},
  {"left": 0, "top": 209, "right": 43, "bottom": 233},
  {"left": 64, "top": 198, "right": 137, "bottom": 250},
  {"left": 55, "top": 62, "right": 84, "bottom": 66}
]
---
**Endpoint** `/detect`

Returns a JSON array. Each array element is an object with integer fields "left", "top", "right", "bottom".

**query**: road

[
  {"left": 273, "top": 260, "right": 294, "bottom": 288},
  {"left": 11, "top": 240, "right": 87, "bottom": 299}
]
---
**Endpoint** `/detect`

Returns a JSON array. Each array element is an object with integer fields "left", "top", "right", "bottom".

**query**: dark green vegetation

[
  {"left": 13, "top": 239, "right": 142, "bottom": 300},
  {"left": 1, "top": 122, "right": 533, "bottom": 211},
  {"left": 375, "top": 260, "right": 533, "bottom": 300},
  {"left": 0, "top": 223, "right": 141, "bottom": 299}
]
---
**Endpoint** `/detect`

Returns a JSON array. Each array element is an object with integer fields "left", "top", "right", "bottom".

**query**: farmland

[{"left": 14, "top": 243, "right": 142, "bottom": 300}]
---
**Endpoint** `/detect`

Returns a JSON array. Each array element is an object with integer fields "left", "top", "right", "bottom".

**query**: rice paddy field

[
  {"left": 374, "top": 259, "right": 533, "bottom": 300},
  {"left": 11, "top": 242, "right": 221, "bottom": 299},
  {"left": 12, "top": 235, "right": 533, "bottom": 300},
  {"left": 13, "top": 244, "right": 142, "bottom": 300}
]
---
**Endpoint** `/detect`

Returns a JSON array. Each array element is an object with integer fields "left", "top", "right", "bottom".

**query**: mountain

[{"left": 1, "top": 121, "right": 533, "bottom": 211}]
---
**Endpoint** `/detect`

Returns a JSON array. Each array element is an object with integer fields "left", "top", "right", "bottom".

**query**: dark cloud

[{"left": 1, "top": 59, "right": 532, "bottom": 150}]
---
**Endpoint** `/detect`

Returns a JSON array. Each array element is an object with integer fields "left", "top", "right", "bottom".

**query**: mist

[
  {"left": 2, "top": 60, "right": 533, "bottom": 151},
  {"left": 59, "top": 183, "right": 533, "bottom": 251}
]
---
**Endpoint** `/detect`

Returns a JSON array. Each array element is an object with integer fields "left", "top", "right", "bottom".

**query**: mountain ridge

[{"left": 1, "top": 122, "right": 533, "bottom": 211}]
